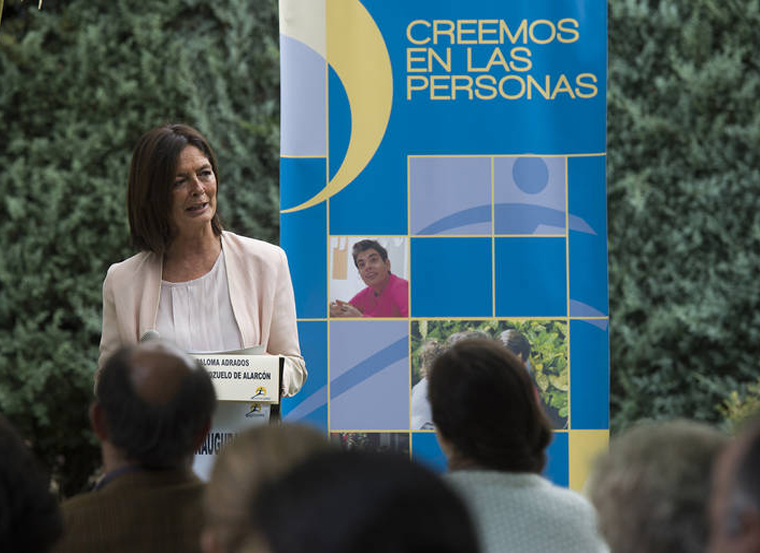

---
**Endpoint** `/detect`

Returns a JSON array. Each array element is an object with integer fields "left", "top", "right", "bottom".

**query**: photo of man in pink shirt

[{"left": 330, "top": 239, "right": 409, "bottom": 318}]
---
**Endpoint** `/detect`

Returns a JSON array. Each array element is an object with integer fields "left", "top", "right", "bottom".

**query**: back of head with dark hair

[
  {"left": 351, "top": 239, "right": 388, "bottom": 267},
  {"left": 128, "top": 123, "right": 223, "bottom": 254},
  {"left": 247, "top": 450, "right": 480, "bottom": 553},
  {"left": 0, "top": 416, "right": 62, "bottom": 553},
  {"left": 428, "top": 338, "right": 552, "bottom": 473},
  {"left": 96, "top": 343, "right": 216, "bottom": 468}
]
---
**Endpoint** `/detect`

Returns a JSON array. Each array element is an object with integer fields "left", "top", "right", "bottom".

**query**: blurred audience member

[
  {"left": 244, "top": 450, "right": 480, "bottom": 553},
  {"left": 0, "top": 415, "right": 62, "bottom": 553},
  {"left": 429, "top": 338, "right": 608, "bottom": 553},
  {"left": 53, "top": 341, "right": 216, "bottom": 553},
  {"left": 201, "top": 424, "right": 332, "bottom": 553},
  {"left": 588, "top": 419, "right": 727, "bottom": 553},
  {"left": 708, "top": 419, "right": 760, "bottom": 553}
]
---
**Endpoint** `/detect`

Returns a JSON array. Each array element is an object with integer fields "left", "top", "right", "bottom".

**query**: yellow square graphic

[{"left": 568, "top": 429, "right": 609, "bottom": 492}]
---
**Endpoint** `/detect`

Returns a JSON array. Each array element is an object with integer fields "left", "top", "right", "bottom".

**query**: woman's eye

[
  {"left": 200, "top": 170, "right": 213, "bottom": 178},
  {"left": 174, "top": 179, "right": 186, "bottom": 187}
]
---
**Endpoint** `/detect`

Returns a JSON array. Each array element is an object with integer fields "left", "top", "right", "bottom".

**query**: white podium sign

[{"left": 191, "top": 353, "right": 281, "bottom": 403}]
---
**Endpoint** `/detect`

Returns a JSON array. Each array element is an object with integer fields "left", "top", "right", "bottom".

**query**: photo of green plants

[{"left": 411, "top": 319, "right": 569, "bottom": 429}]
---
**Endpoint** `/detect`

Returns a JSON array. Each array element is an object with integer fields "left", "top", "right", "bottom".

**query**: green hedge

[
  {"left": 0, "top": 0, "right": 280, "bottom": 495},
  {"left": 607, "top": 0, "right": 760, "bottom": 430}
]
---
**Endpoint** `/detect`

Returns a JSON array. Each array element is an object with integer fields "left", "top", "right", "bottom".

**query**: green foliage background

[
  {"left": 2, "top": 0, "right": 760, "bottom": 494},
  {"left": 607, "top": 0, "right": 760, "bottom": 431},
  {"left": 0, "top": 0, "right": 281, "bottom": 495},
  {"left": 410, "top": 319, "right": 568, "bottom": 427}
]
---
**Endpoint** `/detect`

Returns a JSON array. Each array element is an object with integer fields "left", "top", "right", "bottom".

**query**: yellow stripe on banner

[{"left": 568, "top": 429, "right": 609, "bottom": 492}]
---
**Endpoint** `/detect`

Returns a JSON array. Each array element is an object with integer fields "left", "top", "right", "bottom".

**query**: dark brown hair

[
  {"left": 127, "top": 124, "right": 223, "bottom": 253},
  {"left": 351, "top": 239, "right": 388, "bottom": 267},
  {"left": 428, "top": 338, "right": 552, "bottom": 473}
]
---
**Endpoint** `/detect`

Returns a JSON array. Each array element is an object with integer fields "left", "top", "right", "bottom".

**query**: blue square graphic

[
  {"left": 280, "top": 157, "right": 327, "bottom": 212},
  {"left": 544, "top": 431, "right": 569, "bottom": 487},
  {"left": 411, "top": 238, "right": 492, "bottom": 317},
  {"left": 569, "top": 320, "right": 610, "bottom": 429},
  {"left": 282, "top": 321, "right": 328, "bottom": 431},
  {"left": 330, "top": 321, "right": 410, "bottom": 431},
  {"left": 495, "top": 237, "right": 567, "bottom": 317},
  {"left": 281, "top": 203, "right": 327, "bottom": 320},
  {"left": 568, "top": 156, "right": 609, "bottom": 317},
  {"left": 412, "top": 432, "right": 447, "bottom": 474}
]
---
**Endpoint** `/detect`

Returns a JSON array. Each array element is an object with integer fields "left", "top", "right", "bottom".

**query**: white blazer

[{"left": 98, "top": 231, "right": 306, "bottom": 396}]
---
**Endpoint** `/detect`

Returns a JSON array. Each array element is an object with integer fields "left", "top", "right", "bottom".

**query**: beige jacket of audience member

[{"left": 98, "top": 231, "right": 306, "bottom": 396}]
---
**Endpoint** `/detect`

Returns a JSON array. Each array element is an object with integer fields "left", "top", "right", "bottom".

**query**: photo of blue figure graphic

[{"left": 494, "top": 157, "right": 567, "bottom": 235}]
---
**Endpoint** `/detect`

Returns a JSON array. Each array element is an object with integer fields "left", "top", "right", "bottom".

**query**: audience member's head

[
  {"left": 428, "top": 338, "right": 552, "bottom": 473},
  {"left": 0, "top": 416, "right": 62, "bottom": 553},
  {"left": 498, "top": 329, "right": 531, "bottom": 364},
  {"left": 202, "top": 424, "right": 333, "bottom": 553},
  {"left": 93, "top": 340, "right": 216, "bottom": 469},
  {"left": 708, "top": 419, "right": 760, "bottom": 553},
  {"left": 245, "top": 450, "right": 480, "bottom": 553},
  {"left": 587, "top": 419, "right": 728, "bottom": 553}
]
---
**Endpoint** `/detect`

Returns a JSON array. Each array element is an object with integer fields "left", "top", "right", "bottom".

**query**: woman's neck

[{"left": 162, "top": 229, "right": 222, "bottom": 282}]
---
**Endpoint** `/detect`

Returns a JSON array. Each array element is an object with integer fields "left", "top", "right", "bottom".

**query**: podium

[{"left": 190, "top": 349, "right": 284, "bottom": 479}]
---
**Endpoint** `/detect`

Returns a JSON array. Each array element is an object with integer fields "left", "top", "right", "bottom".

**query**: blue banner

[{"left": 279, "top": 0, "right": 608, "bottom": 490}]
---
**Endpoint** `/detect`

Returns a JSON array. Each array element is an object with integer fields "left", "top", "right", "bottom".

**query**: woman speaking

[{"left": 98, "top": 124, "right": 306, "bottom": 399}]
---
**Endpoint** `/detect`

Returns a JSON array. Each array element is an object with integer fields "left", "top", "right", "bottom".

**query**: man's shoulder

[
  {"left": 61, "top": 472, "right": 204, "bottom": 511},
  {"left": 57, "top": 473, "right": 205, "bottom": 552}
]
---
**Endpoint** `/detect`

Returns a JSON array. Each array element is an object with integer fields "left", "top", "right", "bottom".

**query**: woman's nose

[{"left": 190, "top": 176, "right": 204, "bottom": 195}]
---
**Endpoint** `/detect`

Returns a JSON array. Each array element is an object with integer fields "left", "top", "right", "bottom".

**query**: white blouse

[{"left": 155, "top": 250, "right": 243, "bottom": 354}]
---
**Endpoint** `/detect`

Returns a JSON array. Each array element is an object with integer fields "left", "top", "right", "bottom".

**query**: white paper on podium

[{"left": 190, "top": 347, "right": 281, "bottom": 403}]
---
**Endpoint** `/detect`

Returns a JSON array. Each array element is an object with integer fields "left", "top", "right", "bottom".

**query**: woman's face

[{"left": 170, "top": 145, "right": 217, "bottom": 238}]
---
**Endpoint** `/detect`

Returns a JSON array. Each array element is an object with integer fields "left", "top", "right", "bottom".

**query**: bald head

[
  {"left": 128, "top": 341, "right": 201, "bottom": 404},
  {"left": 96, "top": 341, "right": 216, "bottom": 468}
]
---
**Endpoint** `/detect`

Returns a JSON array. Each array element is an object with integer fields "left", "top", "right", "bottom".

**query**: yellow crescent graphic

[{"left": 281, "top": 0, "right": 393, "bottom": 213}]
